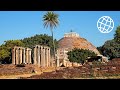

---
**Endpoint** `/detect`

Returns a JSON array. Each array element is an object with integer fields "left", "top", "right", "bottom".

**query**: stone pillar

[
  {"left": 41, "top": 46, "right": 45, "bottom": 67},
  {"left": 44, "top": 47, "right": 47, "bottom": 67},
  {"left": 15, "top": 48, "right": 19, "bottom": 64},
  {"left": 23, "top": 48, "right": 25, "bottom": 64},
  {"left": 51, "top": 56, "right": 54, "bottom": 67},
  {"left": 46, "top": 47, "right": 48, "bottom": 67},
  {"left": 19, "top": 48, "right": 22, "bottom": 64},
  {"left": 40, "top": 46, "right": 41, "bottom": 66},
  {"left": 29, "top": 49, "right": 32, "bottom": 64},
  {"left": 12, "top": 47, "right": 15, "bottom": 64},
  {"left": 56, "top": 53, "right": 60, "bottom": 67},
  {"left": 36, "top": 46, "right": 38, "bottom": 64},
  {"left": 33, "top": 47, "right": 37, "bottom": 65},
  {"left": 27, "top": 49, "right": 31, "bottom": 64},
  {"left": 28, "top": 50, "right": 30, "bottom": 64},
  {"left": 41, "top": 46, "right": 43, "bottom": 67},
  {"left": 40, "top": 46, "right": 42, "bottom": 66},
  {"left": 26, "top": 48, "right": 32, "bottom": 64},
  {"left": 26, "top": 48, "right": 28, "bottom": 64},
  {"left": 37, "top": 46, "right": 40, "bottom": 66},
  {"left": 43, "top": 47, "right": 45, "bottom": 67},
  {"left": 48, "top": 48, "right": 50, "bottom": 67},
  {"left": 56, "top": 50, "right": 60, "bottom": 67}
]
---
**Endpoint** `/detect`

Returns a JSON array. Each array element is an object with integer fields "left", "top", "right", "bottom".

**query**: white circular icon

[{"left": 97, "top": 16, "right": 114, "bottom": 33}]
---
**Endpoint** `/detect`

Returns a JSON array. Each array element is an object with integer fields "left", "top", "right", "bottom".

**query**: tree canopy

[
  {"left": 114, "top": 26, "right": 120, "bottom": 43},
  {"left": 0, "top": 40, "right": 25, "bottom": 63},
  {"left": 97, "top": 26, "right": 120, "bottom": 59},
  {"left": 67, "top": 48, "right": 97, "bottom": 64},
  {"left": 0, "top": 34, "right": 58, "bottom": 64},
  {"left": 43, "top": 11, "right": 59, "bottom": 30},
  {"left": 21, "top": 34, "right": 58, "bottom": 54}
]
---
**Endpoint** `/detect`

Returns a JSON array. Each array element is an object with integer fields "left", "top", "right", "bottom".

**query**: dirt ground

[
  {"left": 21, "top": 58, "right": 120, "bottom": 79},
  {"left": 0, "top": 58, "right": 120, "bottom": 79},
  {"left": 0, "top": 64, "right": 58, "bottom": 79},
  {"left": 0, "top": 73, "right": 38, "bottom": 79}
]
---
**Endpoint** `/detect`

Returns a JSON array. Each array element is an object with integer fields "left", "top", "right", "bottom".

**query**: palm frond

[{"left": 43, "top": 11, "right": 59, "bottom": 29}]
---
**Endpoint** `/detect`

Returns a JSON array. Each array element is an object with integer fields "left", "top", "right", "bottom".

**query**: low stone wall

[{"left": 63, "top": 60, "right": 82, "bottom": 67}]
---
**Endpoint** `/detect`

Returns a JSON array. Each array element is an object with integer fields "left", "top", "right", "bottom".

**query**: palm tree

[{"left": 43, "top": 11, "right": 59, "bottom": 58}]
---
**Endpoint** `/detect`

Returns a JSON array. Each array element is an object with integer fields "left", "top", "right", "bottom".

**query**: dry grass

[
  {"left": 74, "top": 75, "right": 120, "bottom": 79},
  {"left": 0, "top": 64, "right": 57, "bottom": 79},
  {"left": 0, "top": 73, "right": 37, "bottom": 79},
  {"left": 1, "top": 58, "right": 120, "bottom": 79},
  {"left": 0, "top": 68, "right": 56, "bottom": 79}
]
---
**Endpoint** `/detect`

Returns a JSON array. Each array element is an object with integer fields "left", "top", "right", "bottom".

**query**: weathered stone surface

[
  {"left": 33, "top": 45, "right": 51, "bottom": 67},
  {"left": 58, "top": 32, "right": 100, "bottom": 55},
  {"left": 58, "top": 37, "right": 100, "bottom": 55}
]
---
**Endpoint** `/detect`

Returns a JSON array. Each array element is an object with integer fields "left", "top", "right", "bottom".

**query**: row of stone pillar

[
  {"left": 12, "top": 46, "right": 32, "bottom": 65},
  {"left": 33, "top": 45, "right": 51, "bottom": 67},
  {"left": 12, "top": 45, "right": 60, "bottom": 67}
]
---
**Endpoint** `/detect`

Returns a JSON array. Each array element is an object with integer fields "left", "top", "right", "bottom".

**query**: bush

[
  {"left": 67, "top": 48, "right": 97, "bottom": 64},
  {"left": 97, "top": 26, "right": 120, "bottom": 59}
]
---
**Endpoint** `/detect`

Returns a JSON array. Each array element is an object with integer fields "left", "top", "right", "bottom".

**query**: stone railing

[{"left": 12, "top": 46, "right": 32, "bottom": 65}]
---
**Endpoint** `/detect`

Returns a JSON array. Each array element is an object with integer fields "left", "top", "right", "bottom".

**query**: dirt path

[
  {"left": 74, "top": 75, "right": 120, "bottom": 79},
  {"left": 2, "top": 74, "right": 119, "bottom": 79},
  {"left": 1, "top": 67, "right": 120, "bottom": 79},
  {"left": 0, "top": 72, "right": 42, "bottom": 79},
  {"left": 0, "top": 67, "right": 61, "bottom": 79}
]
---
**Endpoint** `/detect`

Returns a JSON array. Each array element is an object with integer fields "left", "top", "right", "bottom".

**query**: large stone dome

[{"left": 58, "top": 32, "right": 100, "bottom": 55}]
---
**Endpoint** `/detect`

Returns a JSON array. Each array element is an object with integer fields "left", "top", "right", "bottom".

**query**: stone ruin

[
  {"left": 62, "top": 60, "right": 82, "bottom": 67},
  {"left": 12, "top": 45, "right": 52, "bottom": 67},
  {"left": 12, "top": 45, "right": 82, "bottom": 67},
  {"left": 33, "top": 45, "right": 51, "bottom": 67},
  {"left": 12, "top": 46, "right": 32, "bottom": 64}
]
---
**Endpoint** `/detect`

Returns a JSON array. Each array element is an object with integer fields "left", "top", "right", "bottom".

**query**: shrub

[{"left": 67, "top": 48, "right": 97, "bottom": 64}]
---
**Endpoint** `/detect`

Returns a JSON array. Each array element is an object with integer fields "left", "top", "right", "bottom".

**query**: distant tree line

[
  {"left": 21, "top": 34, "right": 58, "bottom": 54},
  {"left": 0, "top": 34, "right": 58, "bottom": 64},
  {"left": 97, "top": 26, "right": 120, "bottom": 60}
]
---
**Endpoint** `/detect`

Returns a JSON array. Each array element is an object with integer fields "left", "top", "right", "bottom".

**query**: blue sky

[{"left": 0, "top": 11, "right": 120, "bottom": 47}]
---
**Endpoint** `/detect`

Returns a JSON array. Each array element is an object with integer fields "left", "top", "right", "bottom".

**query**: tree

[
  {"left": 0, "top": 34, "right": 58, "bottom": 64},
  {"left": 98, "top": 40, "right": 120, "bottom": 60},
  {"left": 0, "top": 46, "right": 10, "bottom": 63},
  {"left": 97, "top": 26, "right": 120, "bottom": 59},
  {"left": 0, "top": 40, "right": 25, "bottom": 64},
  {"left": 97, "top": 46, "right": 103, "bottom": 55},
  {"left": 21, "top": 34, "right": 58, "bottom": 55},
  {"left": 67, "top": 48, "right": 97, "bottom": 64},
  {"left": 43, "top": 11, "right": 59, "bottom": 58},
  {"left": 114, "top": 26, "right": 120, "bottom": 43},
  {"left": 4, "top": 40, "right": 25, "bottom": 49}
]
